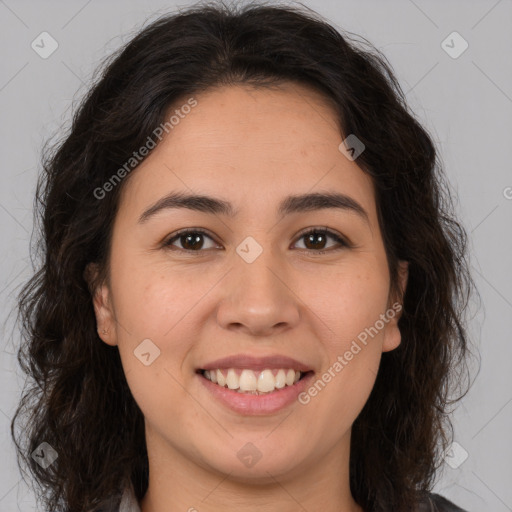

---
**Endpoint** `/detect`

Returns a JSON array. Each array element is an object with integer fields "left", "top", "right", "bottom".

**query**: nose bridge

[
  {"left": 216, "top": 234, "right": 300, "bottom": 334},
  {"left": 237, "top": 240, "right": 282, "bottom": 300}
]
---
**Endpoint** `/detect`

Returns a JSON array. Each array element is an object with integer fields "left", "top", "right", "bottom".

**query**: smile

[
  {"left": 197, "top": 368, "right": 315, "bottom": 415},
  {"left": 201, "top": 368, "right": 308, "bottom": 394}
]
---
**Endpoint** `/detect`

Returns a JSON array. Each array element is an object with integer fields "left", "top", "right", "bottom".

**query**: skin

[{"left": 90, "top": 83, "right": 408, "bottom": 512}]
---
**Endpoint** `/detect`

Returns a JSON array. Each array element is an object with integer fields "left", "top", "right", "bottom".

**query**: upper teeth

[{"left": 203, "top": 368, "right": 302, "bottom": 393}]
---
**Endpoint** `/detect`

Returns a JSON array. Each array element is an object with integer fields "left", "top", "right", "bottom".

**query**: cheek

[
  {"left": 295, "top": 262, "right": 389, "bottom": 409},
  {"left": 298, "top": 261, "right": 390, "bottom": 346},
  {"left": 109, "top": 261, "right": 201, "bottom": 421},
  {"left": 110, "top": 244, "right": 181, "bottom": 331},
  {"left": 297, "top": 286, "right": 387, "bottom": 447},
  {"left": 109, "top": 253, "right": 214, "bottom": 370},
  {"left": 111, "top": 268, "right": 169, "bottom": 336}
]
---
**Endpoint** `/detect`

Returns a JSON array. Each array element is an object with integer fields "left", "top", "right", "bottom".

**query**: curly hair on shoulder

[{"left": 11, "top": 1, "right": 477, "bottom": 511}]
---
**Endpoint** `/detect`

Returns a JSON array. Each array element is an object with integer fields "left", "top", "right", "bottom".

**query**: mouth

[{"left": 196, "top": 368, "right": 314, "bottom": 395}]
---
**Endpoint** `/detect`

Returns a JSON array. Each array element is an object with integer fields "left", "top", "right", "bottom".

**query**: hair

[{"left": 11, "top": 1, "right": 477, "bottom": 511}]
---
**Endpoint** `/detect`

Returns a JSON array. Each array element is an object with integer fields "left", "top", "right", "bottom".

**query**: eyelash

[{"left": 162, "top": 227, "right": 350, "bottom": 256}]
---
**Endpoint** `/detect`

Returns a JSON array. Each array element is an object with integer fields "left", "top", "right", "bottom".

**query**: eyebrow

[{"left": 138, "top": 190, "right": 370, "bottom": 225}]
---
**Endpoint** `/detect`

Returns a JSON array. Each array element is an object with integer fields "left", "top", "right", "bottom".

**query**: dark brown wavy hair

[{"left": 11, "top": 1, "right": 477, "bottom": 511}]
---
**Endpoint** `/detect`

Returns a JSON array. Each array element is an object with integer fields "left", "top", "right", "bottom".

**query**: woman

[{"left": 11, "top": 2, "right": 475, "bottom": 511}]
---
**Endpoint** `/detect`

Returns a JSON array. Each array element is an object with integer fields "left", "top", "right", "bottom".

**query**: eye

[
  {"left": 292, "top": 227, "right": 350, "bottom": 255},
  {"left": 163, "top": 228, "right": 220, "bottom": 253},
  {"left": 163, "top": 227, "right": 350, "bottom": 255}
]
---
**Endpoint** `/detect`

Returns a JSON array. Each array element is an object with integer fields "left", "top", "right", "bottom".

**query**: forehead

[{"left": 118, "top": 83, "right": 376, "bottom": 221}]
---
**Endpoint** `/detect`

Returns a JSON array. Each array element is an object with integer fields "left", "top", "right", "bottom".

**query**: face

[{"left": 91, "top": 83, "right": 407, "bottom": 484}]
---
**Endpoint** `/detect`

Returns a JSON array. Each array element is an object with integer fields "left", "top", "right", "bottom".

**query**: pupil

[
  {"left": 306, "top": 232, "right": 325, "bottom": 250},
  {"left": 183, "top": 233, "right": 202, "bottom": 250}
]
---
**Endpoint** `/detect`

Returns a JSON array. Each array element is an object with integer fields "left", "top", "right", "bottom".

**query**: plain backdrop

[{"left": 1, "top": 1, "right": 511, "bottom": 511}]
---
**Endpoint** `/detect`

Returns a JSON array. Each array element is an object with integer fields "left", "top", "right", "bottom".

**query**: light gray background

[{"left": 1, "top": 0, "right": 511, "bottom": 511}]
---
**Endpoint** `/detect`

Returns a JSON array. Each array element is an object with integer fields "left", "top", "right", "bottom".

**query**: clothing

[
  {"left": 417, "top": 492, "right": 468, "bottom": 512},
  {"left": 113, "top": 482, "right": 468, "bottom": 512}
]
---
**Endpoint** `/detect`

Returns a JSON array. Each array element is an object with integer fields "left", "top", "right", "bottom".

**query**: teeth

[
  {"left": 226, "top": 369, "right": 238, "bottom": 390},
  {"left": 239, "top": 369, "right": 257, "bottom": 391},
  {"left": 257, "top": 369, "right": 275, "bottom": 392},
  {"left": 203, "top": 368, "right": 304, "bottom": 394},
  {"left": 274, "top": 369, "right": 287, "bottom": 389},
  {"left": 216, "top": 369, "right": 226, "bottom": 387}
]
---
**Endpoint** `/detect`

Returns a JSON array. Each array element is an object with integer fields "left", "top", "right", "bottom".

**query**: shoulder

[{"left": 416, "top": 492, "right": 468, "bottom": 512}]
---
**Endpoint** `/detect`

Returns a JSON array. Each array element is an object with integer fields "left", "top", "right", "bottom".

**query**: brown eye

[
  {"left": 293, "top": 228, "right": 349, "bottom": 254},
  {"left": 164, "top": 229, "right": 219, "bottom": 252},
  {"left": 163, "top": 227, "right": 349, "bottom": 255}
]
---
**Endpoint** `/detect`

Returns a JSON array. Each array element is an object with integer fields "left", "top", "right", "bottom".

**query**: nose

[{"left": 216, "top": 248, "right": 301, "bottom": 337}]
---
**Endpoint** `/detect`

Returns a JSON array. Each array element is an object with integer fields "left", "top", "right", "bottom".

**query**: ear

[
  {"left": 84, "top": 263, "right": 118, "bottom": 347},
  {"left": 382, "top": 260, "right": 409, "bottom": 353}
]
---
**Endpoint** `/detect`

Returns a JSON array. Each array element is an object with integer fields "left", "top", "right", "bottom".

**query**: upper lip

[{"left": 199, "top": 354, "right": 313, "bottom": 372}]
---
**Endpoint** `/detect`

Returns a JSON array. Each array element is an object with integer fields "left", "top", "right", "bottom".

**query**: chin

[{"left": 199, "top": 442, "right": 307, "bottom": 482}]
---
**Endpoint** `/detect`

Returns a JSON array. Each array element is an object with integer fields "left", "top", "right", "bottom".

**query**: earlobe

[
  {"left": 382, "top": 260, "right": 409, "bottom": 353},
  {"left": 381, "top": 320, "right": 402, "bottom": 353},
  {"left": 84, "top": 263, "right": 118, "bottom": 347}
]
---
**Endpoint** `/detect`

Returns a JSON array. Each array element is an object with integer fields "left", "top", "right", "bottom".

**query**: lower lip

[{"left": 197, "top": 371, "right": 315, "bottom": 415}]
